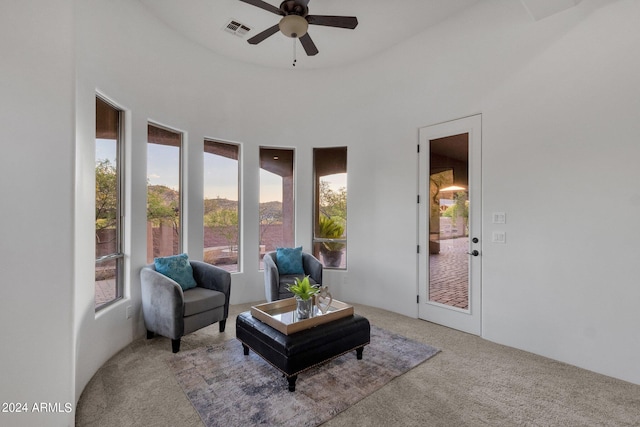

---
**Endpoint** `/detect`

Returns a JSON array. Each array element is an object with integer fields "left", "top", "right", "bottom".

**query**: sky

[{"left": 97, "top": 139, "right": 347, "bottom": 203}]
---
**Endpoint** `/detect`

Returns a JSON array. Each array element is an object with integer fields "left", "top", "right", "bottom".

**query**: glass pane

[
  {"left": 313, "top": 147, "right": 347, "bottom": 269},
  {"left": 429, "top": 134, "right": 469, "bottom": 309},
  {"left": 312, "top": 241, "right": 347, "bottom": 269},
  {"left": 259, "top": 148, "right": 295, "bottom": 268},
  {"left": 95, "top": 140, "right": 118, "bottom": 258},
  {"left": 147, "top": 124, "right": 181, "bottom": 261},
  {"left": 95, "top": 258, "right": 120, "bottom": 309},
  {"left": 204, "top": 140, "right": 239, "bottom": 272},
  {"left": 95, "top": 96, "right": 122, "bottom": 308}
]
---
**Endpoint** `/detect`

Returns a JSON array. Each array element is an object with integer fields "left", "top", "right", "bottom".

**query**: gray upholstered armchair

[
  {"left": 263, "top": 251, "right": 323, "bottom": 302},
  {"left": 141, "top": 260, "right": 231, "bottom": 353}
]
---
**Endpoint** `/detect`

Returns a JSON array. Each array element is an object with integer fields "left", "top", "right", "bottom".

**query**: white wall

[
  {"left": 73, "top": 0, "right": 328, "bottom": 402},
  {"left": 75, "top": 0, "right": 640, "bottom": 389},
  {"left": 3, "top": 0, "right": 640, "bottom": 424},
  {"left": 328, "top": 0, "right": 640, "bottom": 384},
  {"left": 0, "top": 1, "right": 76, "bottom": 426},
  {"left": 332, "top": 0, "right": 640, "bottom": 384},
  {"left": 480, "top": 0, "right": 640, "bottom": 384}
]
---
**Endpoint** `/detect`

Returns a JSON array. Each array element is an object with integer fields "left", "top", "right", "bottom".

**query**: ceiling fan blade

[
  {"left": 238, "top": 0, "right": 283, "bottom": 16},
  {"left": 307, "top": 15, "right": 358, "bottom": 29},
  {"left": 247, "top": 24, "right": 280, "bottom": 44},
  {"left": 299, "top": 33, "right": 319, "bottom": 56}
]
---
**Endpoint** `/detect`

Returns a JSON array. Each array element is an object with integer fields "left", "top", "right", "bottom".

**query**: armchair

[
  {"left": 263, "top": 251, "right": 322, "bottom": 302},
  {"left": 141, "top": 259, "right": 231, "bottom": 353}
]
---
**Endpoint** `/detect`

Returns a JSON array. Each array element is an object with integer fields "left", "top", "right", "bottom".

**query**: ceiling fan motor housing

[{"left": 280, "top": 1, "right": 308, "bottom": 17}]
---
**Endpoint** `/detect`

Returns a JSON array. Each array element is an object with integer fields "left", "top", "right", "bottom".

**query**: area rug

[{"left": 167, "top": 325, "right": 440, "bottom": 427}]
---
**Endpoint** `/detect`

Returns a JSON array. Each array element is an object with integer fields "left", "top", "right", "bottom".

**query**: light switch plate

[
  {"left": 493, "top": 212, "right": 506, "bottom": 224},
  {"left": 492, "top": 231, "right": 506, "bottom": 243}
]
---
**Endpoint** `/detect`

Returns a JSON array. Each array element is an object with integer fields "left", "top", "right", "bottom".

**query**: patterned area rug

[{"left": 168, "top": 326, "right": 440, "bottom": 427}]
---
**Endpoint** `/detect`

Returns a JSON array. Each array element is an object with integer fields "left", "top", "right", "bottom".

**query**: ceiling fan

[{"left": 239, "top": 0, "right": 358, "bottom": 56}]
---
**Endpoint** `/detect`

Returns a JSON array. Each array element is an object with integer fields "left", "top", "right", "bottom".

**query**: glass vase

[{"left": 295, "top": 296, "right": 313, "bottom": 319}]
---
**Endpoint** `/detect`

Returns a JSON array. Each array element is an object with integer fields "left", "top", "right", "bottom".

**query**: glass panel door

[
  {"left": 429, "top": 134, "right": 469, "bottom": 309},
  {"left": 418, "top": 115, "right": 481, "bottom": 336}
]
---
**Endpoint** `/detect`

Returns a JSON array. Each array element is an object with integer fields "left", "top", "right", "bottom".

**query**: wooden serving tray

[{"left": 250, "top": 297, "right": 354, "bottom": 335}]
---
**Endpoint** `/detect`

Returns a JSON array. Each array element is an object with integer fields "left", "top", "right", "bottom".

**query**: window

[
  {"left": 259, "top": 147, "right": 295, "bottom": 268},
  {"left": 95, "top": 96, "right": 124, "bottom": 309},
  {"left": 147, "top": 124, "right": 182, "bottom": 261},
  {"left": 313, "top": 147, "right": 347, "bottom": 269},
  {"left": 203, "top": 140, "right": 240, "bottom": 272}
]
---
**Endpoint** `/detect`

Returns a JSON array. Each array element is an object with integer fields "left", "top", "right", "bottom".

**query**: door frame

[{"left": 417, "top": 114, "right": 482, "bottom": 336}]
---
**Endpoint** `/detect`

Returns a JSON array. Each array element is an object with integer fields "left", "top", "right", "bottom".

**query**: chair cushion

[
  {"left": 154, "top": 253, "right": 198, "bottom": 291},
  {"left": 183, "top": 287, "right": 226, "bottom": 317},
  {"left": 276, "top": 246, "right": 304, "bottom": 275}
]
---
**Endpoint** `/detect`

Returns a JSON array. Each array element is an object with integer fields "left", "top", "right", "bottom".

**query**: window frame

[
  {"left": 95, "top": 94, "right": 125, "bottom": 311},
  {"left": 203, "top": 139, "right": 241, "bottom": 272},
  {"left": 146, "top": 122, "right": 184, "bottom": 260},
  {"left": 312, "top": 147, "right": 348, "bottom": 270},
  {"left": 259, "top": 147, "right": 296, "bottom": 269}
]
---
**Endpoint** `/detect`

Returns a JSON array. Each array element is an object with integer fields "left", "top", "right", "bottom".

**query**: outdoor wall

[{"left": 0, "top": 1, "right": 76, "bottom": 426}]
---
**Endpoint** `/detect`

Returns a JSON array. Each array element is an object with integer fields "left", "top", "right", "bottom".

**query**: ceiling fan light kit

[
  {"left": 279, "top": 15, "right": 308, "bottom": 38},
  {"left": 239, "top": 0, "right": 358, "bottom": 61}
]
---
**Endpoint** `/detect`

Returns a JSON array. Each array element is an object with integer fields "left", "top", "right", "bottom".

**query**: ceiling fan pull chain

[{"left": 292, "top": 38, "right": 297, "bottom": 67}]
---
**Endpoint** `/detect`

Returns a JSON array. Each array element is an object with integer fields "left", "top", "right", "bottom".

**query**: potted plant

[
  {"left": 317, "top": 216, "right": 345, "bottom": 268},
  {"left": 288, "top": 276, "right": 319, "bottom": 319}
]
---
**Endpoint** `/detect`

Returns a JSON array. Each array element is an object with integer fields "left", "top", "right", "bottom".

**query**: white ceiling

[{"left": 138, "top": 0, "right": 482, "bottom": 70}]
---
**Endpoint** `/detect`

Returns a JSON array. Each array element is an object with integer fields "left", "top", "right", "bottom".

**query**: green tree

[
  {"left": 147, "top": 185, "right": 179, "bottom": 230},
  {"left": 204, "top": 208, "right": 238, "bottom": 251},
  {"left": 259, "top": 202, "right": 282, "bottom": 245},
  {"left": 318, "top": 180, "right": 347, "bottom": 228},
  {"left": 95, "top": 159, "right": 117, "bottom": 236}
]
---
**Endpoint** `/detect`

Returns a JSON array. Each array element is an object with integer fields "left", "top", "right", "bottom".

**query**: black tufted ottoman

[{"left": 236, "top": 311, "right": 370, "bottom": 391}]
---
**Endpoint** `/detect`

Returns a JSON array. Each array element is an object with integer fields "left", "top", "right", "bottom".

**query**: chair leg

[
  {"left": 171, "top": 338, "right": 181, "bottom": 353},
  {"left": 146, "top": 330, "right": 154, "bottom": 339},
  {"left": 219, "top": 319, "right": 227, "bottom": 333}
]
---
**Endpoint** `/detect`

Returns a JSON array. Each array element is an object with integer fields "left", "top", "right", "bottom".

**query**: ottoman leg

[
  {"left": 356, "top": 346, "right": 364, "bottom": 360},
  {"left": 287, "top": 375, "right": 298, "bottom": 392},
  {"left": 242, "top": 343, "right": 250, "bottom": 356}
]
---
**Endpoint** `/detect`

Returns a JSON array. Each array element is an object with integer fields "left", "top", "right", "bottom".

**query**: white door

[{"left": 418, "top": 115, "right": 482, "bottom": 335}]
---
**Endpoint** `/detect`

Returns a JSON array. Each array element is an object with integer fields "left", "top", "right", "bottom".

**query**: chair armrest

[
  {"left": 302, "top": 252, "right": 323, "bottom": 285},
  {"left": 140, "top": 266, "right": 185, "bottom": 339},
  {"left": 263, "top": 252, "right": 280, "bottom": 302},
  {"left": 190, "top": 260, "right": 231, "bottom": 317}
]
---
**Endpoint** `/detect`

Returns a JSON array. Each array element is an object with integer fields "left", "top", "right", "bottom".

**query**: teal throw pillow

[
  {"left": 154, "top": 253, "right": 198, "bottom": 291},
  {"left": 276, "top": 246, "right": 304, "bottom": 275}
]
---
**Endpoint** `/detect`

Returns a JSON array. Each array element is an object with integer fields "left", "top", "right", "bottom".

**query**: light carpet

[{"left": 167, "top": 325, "right": 440, "bottom": 427}]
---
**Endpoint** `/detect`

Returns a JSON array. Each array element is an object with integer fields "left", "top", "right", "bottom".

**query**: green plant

[
  {"left": 317, "top": 215, "right": 345, "bottom": 252},
  {"left": 287, "top": 276, "right": 319, "bottom": 300}
]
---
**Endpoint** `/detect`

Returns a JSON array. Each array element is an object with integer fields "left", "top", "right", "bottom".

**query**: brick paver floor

[
  {"left": 95, "top": 279, "right": 115, "bottom": 308},
  {"left": 429, "top": 237, "right": 469, "bottom": 309}
]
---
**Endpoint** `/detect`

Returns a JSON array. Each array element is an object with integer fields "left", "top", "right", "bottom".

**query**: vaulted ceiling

[
  {"left": 138, "top": 0, "right": 480, "bottom": 69},
  {"left": 138, "top": 0, "right": 580, "bottom": 70}
]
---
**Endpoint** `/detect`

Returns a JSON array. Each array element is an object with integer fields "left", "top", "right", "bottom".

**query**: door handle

[{"left": 467, "top": 250, "right": 479, "bottom": 256}]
